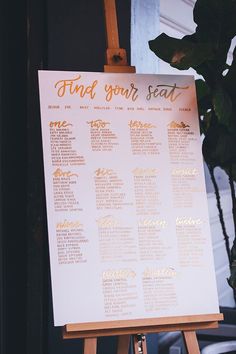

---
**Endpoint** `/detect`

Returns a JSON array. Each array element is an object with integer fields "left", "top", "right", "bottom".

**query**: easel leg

[
  {"left": 83, "top": 338, "right": 97, "bottom": 354},
  {"left": 182, "top": 331, "right": 200, "bottom": 354},
  {"left": 117, "top": 335, "right": 130, "bottom": 354},
  {"left": 133, "top": 334, "right": 148, "bottom": 354}
]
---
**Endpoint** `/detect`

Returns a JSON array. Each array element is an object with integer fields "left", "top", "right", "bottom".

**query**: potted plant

[{"left": 148, "top": 0, "right": 236, "bottom": 296}]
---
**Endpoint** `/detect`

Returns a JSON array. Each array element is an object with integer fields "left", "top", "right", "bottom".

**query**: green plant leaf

[
  {"left": 223, "top": 163, "right": 236, "bottom": 182},
  {"left": 199, "top": 111, "right": 212, "bottom": 135},
  {"left": 228, "top": 242, "right": 236, "bottom": 290},
  {"left": 195, "top": 79, "right": 211, "bottom": 110},
  {"left": 193, "top": 0, "right": 236, "bottom": 74},
  {"left": 228, "top": 264, "right": 236, "bottom": 290},
  {"left": 212, "top": 86, "right": 232, "bottom": 127},
  {"left": 223, "top": 47, "right": 236, "bottom": 135},
  {"left": 195, "top": 79, "right": 210, "bottom": 101},
  {"left": 224, "top": 46, "right": 236, "bottom": 102},
  {"left": 202, "top": 124, "right": 236, "bottom": 168},
  {"left": 149, "top": 33, "right": 214, "bottom": 70},
  {"left": 194, "top": 0, "right": 236, "bottom": 41},
  {"left": 195, "top": 80, "right": 212, "bottom": 134}
]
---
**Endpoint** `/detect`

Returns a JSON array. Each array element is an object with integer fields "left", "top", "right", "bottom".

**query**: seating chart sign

[{"left": 38, "top": 71, "right": 219, "bottom": 326}]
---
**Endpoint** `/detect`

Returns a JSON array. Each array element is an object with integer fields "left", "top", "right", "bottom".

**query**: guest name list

[{"left": 38, "top": 71, "right": 219, "bottom": 326}]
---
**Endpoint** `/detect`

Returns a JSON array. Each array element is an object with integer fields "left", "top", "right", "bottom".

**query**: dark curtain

[
  {"left": 1, "top": 0, "right": 27, "bottom": 354},
  {"left": 0, "top": 1, "right": 131, "bottom": 354}
]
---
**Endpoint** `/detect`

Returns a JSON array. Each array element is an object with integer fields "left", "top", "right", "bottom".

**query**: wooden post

[
  {"left": 183, "top": 331, "right": 200, "bottom": 354},
  {"left": 117, "top": 335, "right": 130, "bottom": 354},
  {"left": 103, "top": 0, "right": 135, "bottom": 73},
  {"left": 83, "top": 338, "right": 97, "bottom": 354},
  {"left": 104, "top": 0, "right": 119, "bottom": 49}
]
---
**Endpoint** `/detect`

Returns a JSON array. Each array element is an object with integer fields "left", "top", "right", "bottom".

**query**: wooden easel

[
  {"left": 63, "top": 1, "right": 223, "bottom": 353},
  {"left": 63, "top": 314, "right": 223, "bottom": 354}
]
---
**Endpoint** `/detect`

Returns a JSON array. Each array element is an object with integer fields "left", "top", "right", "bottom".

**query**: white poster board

[{"left": 38, "top": 71, "right": 219, "bottom": 326}]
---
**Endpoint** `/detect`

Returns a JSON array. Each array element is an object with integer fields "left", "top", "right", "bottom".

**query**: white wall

[
  {"left": 208, "top": 190, "right": 235, "bottom": 306},
  {"left": 131, "top": 0, "right": 160, "bottom": 73}
]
